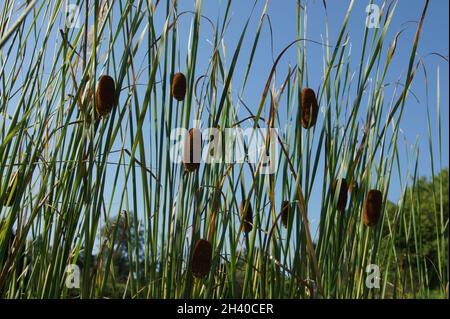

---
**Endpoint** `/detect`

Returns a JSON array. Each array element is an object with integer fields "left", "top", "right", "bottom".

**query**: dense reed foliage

[{"left": 0, "top": 0, "right": 447, "bottom": 299}]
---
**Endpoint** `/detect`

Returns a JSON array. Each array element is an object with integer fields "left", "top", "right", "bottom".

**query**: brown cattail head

[
  {"left": 192, "top": 239, "right": 212, "bottom": 278},
  {"left": 172, "top": 72, "right": 187, "bottom": 101},
  {"left": 240, "top": 201, "right": 253, "bottom": 233},
  {"left": 183, "top": 128, "right": 202, "bottom": 172},
  {"left": 280, "top": 200, "right": 291, "bottom": 228},
  {"left": 301, "top": 88, "right": 319, "bottom": 129},
  {"left": 332, "top": 178, "right": 348, "bottom": 211},
  {"left": 349, "top": 180, "right": 358, "bottom": 196},
  {"left": 364, "top": 189, "right": 383, "bottom": 226},
  {"left": 96, "top": 75, "right": 116, "bottom": 117}
]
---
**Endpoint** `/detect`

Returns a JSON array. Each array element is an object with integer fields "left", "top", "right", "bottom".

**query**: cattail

[
  {"left": 240, "top": 201, "right": 253, "bottom": 233},
  {"left": 364, "top": 189, "right": 383, "bottom": 226},
  {"left": 172, "top": 72, "right": 186, "bottom": 101},
  {"left": 301, "top": 88, "right": 319, "bottom": 129},
  {"left": 183, "top": 128, "right": 202, "bottom": 172},
  {"left": 349, "top": 180, "right": 358, "bottom": 196},
  {"left": 96, "top": 75, "right": 116, "bottom": 117},
  {"left": 192, "top": 239, "right": 212, "bottom": 278},
  {"left": 332, "top": 178, "right": 348, "bottom": 211},
  {"left": 280, "top": 200, "right": 291, "bottom": 228}
]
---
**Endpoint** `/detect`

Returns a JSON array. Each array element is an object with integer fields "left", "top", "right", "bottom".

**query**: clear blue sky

[{"left": 166, "top": 0, "right": 448, "bottom": 233}]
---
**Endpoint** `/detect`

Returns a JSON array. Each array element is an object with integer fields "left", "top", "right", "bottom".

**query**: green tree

[
  {"left": 384, "top": 169, "right": 449, "bottom": 293},
  {"left": 100, "top": 212, "right": 145, "bottom": 283}
]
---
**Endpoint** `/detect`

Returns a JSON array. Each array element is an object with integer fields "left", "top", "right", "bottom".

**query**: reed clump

[
  {"left": 0, "top": 0, "right": 438, "bottom": 300},
  {"left": 301, "top": 88, "right": 319, "bottom": 129},
  {"left": 364, "top": 189, "right": 383, "bottom": 226},
  {"left": 96, "top": 75, "right": 116, "bottom": 117},
  {"left": 240, "top": 200, "right": 253, "bottom": 233},
  {"left": 192, "top": 239, "right": 212, "bottom": 278},
  {"left": 183, "top": 128, "right": 202, "bottom": 172},
  {"left": 172, "top": 72, "right": 187, "bottom": 101}
]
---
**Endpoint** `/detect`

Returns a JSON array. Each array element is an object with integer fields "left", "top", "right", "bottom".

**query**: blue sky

[
  {"left": 194, "top": 0, "right": 449, "bottom": 170},
  {"left": 167, "top": 0, "right": 449, "bottom": 233},
  {"left": 105, "top": 0, "right": 449, "bottom": 235}
]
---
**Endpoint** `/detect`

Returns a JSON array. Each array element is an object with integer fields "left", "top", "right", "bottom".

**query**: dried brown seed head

[
  {"left": 332, "top": 178, "right": 348, "bottom": 211},
  {"left": 240, "top": 201, "right": 253, "bottom": 233},
  {"left": 96, "top": 75, "right": 116, "bottom": 117},
  {"left": 172, "top": 72, "right": 187, "bottom": 101},
  {"left": 192, "top": 239, "right": 212, "bottom": 278},
  {"left": 301, "top": 88, "right": 319, "bottom": 129},
  {"left": 280, "top": 200, "right": 291, "bottom": 228},
  {"left": 183, "top": 128, "right": 202, "bottom": 172},
  {"left": 364, "top": 189, "right": 383, "bottom": 226}
]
